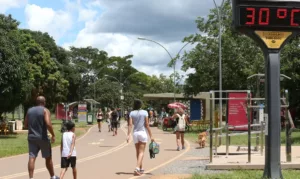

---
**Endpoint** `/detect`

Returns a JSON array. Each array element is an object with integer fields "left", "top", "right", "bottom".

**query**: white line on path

[{"left": 0, "top": 123, "right": 130, "bottom": 179}]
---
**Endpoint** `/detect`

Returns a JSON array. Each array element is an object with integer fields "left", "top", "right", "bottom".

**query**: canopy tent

[
  {"left": 83, "top": 99, "right": 100, "bottom": 112},
  {"left": 143, "top": 92, "right": 210, "bottom": 121}
]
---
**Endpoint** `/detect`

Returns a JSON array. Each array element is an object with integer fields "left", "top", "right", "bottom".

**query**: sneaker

[
  {"left": 51, "top": 176, "right": 60, "bottom": 179},
  {"left": 140, "top": 169, "right": 145, "bottom": 174},
  {"left": 177, "top": 147, "right": 180, "bottom": 151},
  {"left": 182, "top": 146, "right": 185, "bottom": 150},
  {"left": 134, "top": 168, "right": 141, "bottom": 176}
]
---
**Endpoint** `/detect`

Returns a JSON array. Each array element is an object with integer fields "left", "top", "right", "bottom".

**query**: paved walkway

[
  {"left": 0, "top": 122, "right": 190, "bottom": 179},
  {"left": 206, "top": 145, "right": 300, "bottom": 170}
]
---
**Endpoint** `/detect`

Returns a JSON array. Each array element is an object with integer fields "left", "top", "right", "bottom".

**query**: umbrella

[
  {"left": 167, "top": 103, "right": 180, "bottom": 109},
  {"left": 167, "top": 102, "right": 187, "bottom": 109},
  {"left": 174, "top": 102, "right": 187, "bottom": 109}
]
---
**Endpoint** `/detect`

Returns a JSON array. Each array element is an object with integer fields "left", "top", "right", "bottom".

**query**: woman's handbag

[{"left": 149, "top": 141, "right": 160, "bottom": 159}]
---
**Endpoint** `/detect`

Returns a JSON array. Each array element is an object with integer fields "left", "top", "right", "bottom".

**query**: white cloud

[
  {"left": 63, "top": 0, "right": 217, "bottom": 78},
  {"left": 0, "top": 0, "right": 27, "bottom": 13},
  {"left": 24, "top": 4, "right": 73, "bottom": 42},
  {"left": 78, "top": 8, "right": 97, "bottom": 22},
  {"left": 62, "top": 29, "right": 194, "bottom": 77}
]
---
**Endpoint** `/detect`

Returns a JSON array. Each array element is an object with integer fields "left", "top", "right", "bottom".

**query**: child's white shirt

[{"left": 62, "top": 131, "right": 76, "bottom": 157}]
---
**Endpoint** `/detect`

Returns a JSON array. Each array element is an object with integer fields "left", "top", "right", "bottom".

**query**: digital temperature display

[{"left": 239, "top": 6, "right": 300, "bottom": 29}]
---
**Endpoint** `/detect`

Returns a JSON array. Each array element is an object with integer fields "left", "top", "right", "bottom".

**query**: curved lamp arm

[
  {"left": 104, "top": 75, "right": 120, "bottom": 84},
  {"left": 138, "top": 37, "right": 173, "bottom": 60}
]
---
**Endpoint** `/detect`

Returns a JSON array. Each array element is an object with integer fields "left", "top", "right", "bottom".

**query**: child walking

[{"left": 60, "top": 121, "right": 77, "bottom": 179}]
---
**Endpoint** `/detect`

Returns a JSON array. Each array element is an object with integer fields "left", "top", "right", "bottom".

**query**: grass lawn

[
  {"left": 191, "top": 170, "right": 300, "bottom": 179},
  {"left": 0, "top": 119, "right": 92, "bottom": 158}
]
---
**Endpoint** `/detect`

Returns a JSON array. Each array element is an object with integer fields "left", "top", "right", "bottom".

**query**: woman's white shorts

[{"left": 133, "top": 131, "right": 148, "bottom": 144}]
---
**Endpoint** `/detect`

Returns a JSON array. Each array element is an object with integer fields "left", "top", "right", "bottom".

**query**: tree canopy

[{"left": 0, "top": 14, "right": 174, "bottom": 116}]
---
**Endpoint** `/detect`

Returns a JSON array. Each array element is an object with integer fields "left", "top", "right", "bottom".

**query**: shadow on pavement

[
  {"left": 164, "top": 149, "right": 179, "bottom": 151},
  {"left": 98, "top": 145, "right": 115, "bottom": 147},
  {"left": 116, "top": 172, "right": 153, "bottom": 176}
]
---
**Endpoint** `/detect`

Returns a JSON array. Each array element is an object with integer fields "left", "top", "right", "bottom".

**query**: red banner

[
  {"left": 55, "top": 103, "right": 71, "bottom": 120},
  {"left": 228, "top": 92, "right": 251, "bottom": 131}
]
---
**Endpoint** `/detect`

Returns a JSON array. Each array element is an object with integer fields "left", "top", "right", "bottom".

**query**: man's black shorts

[
  {"left": 97, "top": 119, "right": 103, "bottom": 123},
  {"left": 61, "top": 157, "right": 76, "bottom": 168},
  {"left": 111, "top": 121, "right": 118, "bottom": 129}
]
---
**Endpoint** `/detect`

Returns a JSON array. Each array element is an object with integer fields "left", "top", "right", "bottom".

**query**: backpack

[{"left": 177, "top": 114, "right": 186, "bottom": 131}]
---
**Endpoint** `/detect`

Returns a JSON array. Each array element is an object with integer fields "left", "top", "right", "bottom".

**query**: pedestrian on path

[
  {"left": 106, "top": 108, "right": 112, "bottom": 132},
  {"left": 172, "top": 108, "right": 189, "bottom": 151},
  {"left": 96, "top": 108, "right": 103, "bottom": 132},
  {"left": 60, "top": 121, "right": 77, "bottom": 179},
  {"left": 24, "top": 96, "right": 60, "bottom": 179},
  {"left": 111, "top": 108, "right": 119, "bottom": 136},
  {"left": 127, "top": 99, "right": 154, "bottom": 176}
]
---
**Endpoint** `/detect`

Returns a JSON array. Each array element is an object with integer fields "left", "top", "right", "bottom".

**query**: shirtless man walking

[{"left": 24, "top": 96, "right": 60, "bottom": 179}]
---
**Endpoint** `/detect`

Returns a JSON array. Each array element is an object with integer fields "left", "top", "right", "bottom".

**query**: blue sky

[{"left": 4, "top": 0, "right": 98, "bottom": 45}]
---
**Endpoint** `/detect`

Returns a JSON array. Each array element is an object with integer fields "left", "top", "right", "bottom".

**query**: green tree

[
  {"left": 19, "top": 32, "right": 68, "bottom": 112},
  {"left": 181, "top": 0, "right": 264, "bottom": 95},
  {"left": 0, "top": 14, "right": 29, "bottom": 116}
]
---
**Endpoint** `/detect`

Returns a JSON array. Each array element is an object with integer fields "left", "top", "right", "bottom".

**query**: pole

[
  {"left": 255, "top": 76, "right": 260, "bottom": 151},
  {"left": 263, "top": 52, "right": 283, "bottom": 179},
  {"left": 260, "top": 121, "right": 264, "bottom": 156},
  {"left": 225, "top": 92, "right": 229, "bottom": 158},
  {"left": 120, "top": 69, "right": 123, "bottom": 118},
  {"left": 209, "top": 92, "right": 213, "bottom": 163},
  {"left": 213, "top": 0, "right": 224, "bottom": 147},
  {"left": 173, "top": 58, "right": 176, "bottom": 102},
  {"left": 137, "top": 38, "right": 191, "bottom": 103},
  {"left": 247, "top": 91, "right": 251, "bottom": 163},
  {"left": 94, "top": 82, "right": 96, "bottom": 116},
  {"left": 285, "top": 89, "right": 291, "bottom": 162}
]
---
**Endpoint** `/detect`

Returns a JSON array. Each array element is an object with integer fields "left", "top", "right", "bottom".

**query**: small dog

[{"left": 198, "top": 131, "right": 207, "bottom": 148}]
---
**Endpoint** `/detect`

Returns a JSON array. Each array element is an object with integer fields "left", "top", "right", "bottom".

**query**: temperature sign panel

[{"left": 239, "top": 6, "right": 300, "bottom": 30}]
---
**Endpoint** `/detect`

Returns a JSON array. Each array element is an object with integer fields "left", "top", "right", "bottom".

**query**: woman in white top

[
  {"left": 172, "top": 108, "right": 189, "bottom": 151},
  {"left": 127, "top": 99, "right": 154, "bottom": 176}
]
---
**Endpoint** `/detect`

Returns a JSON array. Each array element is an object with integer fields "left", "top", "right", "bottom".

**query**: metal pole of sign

[
  {"left": 263, "top": 52, "right": 283, "bottom": 178},
  {"left": 65, "top": 103, "right": 68, "bottom": 121},
  {"left": 247, "top": 91, "right": 251, "bottom": 163},
  {"left": 285, "top": 89, "right": 292, "bottom": 162},
  {"left": 260, "top": 121, "right": 264, "bottom": 156},
  {"left": 209, "top": 91, "right": 213, "bottom": 163}
]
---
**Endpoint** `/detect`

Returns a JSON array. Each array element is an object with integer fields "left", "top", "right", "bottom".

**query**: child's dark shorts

[{"left": 61, "top": 157, "right": 76, "bottom": 168}]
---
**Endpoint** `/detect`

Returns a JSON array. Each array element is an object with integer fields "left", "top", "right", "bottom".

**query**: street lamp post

[
  {"left": 213, "top": 0, "right": 225, "bottom": 139},
  {"left": 69, "top": 61, "right": 117, "bottom": 117},
  {"left": 138, "top": 37, "right": 191, "bottom": 102},
  {"left": 105, "top": 72, "right": 139, "bottom": 118}
]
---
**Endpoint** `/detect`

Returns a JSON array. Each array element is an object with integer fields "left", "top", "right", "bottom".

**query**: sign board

[
  {"left": 78, "top": 112, "right": 87, "bottom": 122},
  {"left": 259, "top": 105, "right": 264, "bottom": 123},
  {"left": 87, "top": 114, "right": 93, "bottom": 123},
  {"left": 78, "top": 103, "right": 87, "bottom": 111},
  {"left": 227, "top": 92, "right": 250, "bottom": 131},
  {"left": 232, "top": 0, "right": 300, "bottom": 177},
  {"left": 233, "top": 0, "right": 300, "bottom": 31},
  {"left": 78, "top": 103, "right": 87, "bottom": 122}
]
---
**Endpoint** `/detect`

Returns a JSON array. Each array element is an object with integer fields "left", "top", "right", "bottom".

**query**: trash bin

[
  {"left": 8, "top": 121, "right": 16, "bottom": 133},
  {"left": 87, "top": 113, "right": 94, "bottom": 124}
]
